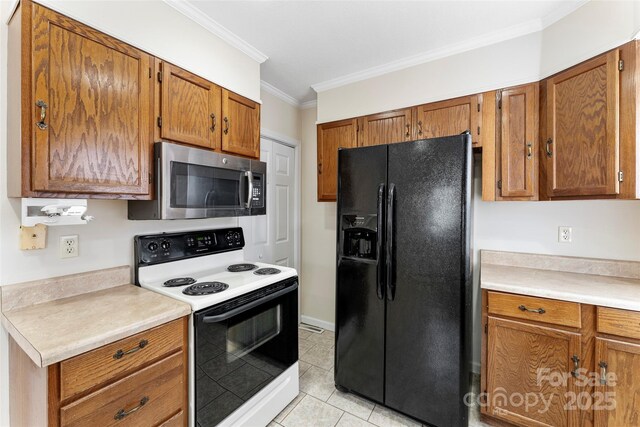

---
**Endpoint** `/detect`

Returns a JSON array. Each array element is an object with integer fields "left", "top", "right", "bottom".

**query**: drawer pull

[
  {"left": 114, "top": 396, "right": 149, "bottom": 421},
  {"left": 599, "top": 361, "right": 608, "bottom": 385},
  {"left": 113, "top": 339, "right": 148, "bottom": 360},
  {"left": 518, "top": 305, "right": 545, "bottom": 314},
  {"left": 571, "top": 355, "right": 580, "bottom": 378}
]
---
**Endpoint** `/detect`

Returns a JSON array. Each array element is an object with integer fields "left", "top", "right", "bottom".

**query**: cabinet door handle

[
  {"left": 417, "top": 121, "right": 423, "bottom": 136},
  {"left": 405, "top": 124, "right": 410, "bottom": 138},
  {"left": 210, "top": 113, "right": 216, "bottom": 132},
  {"left": 545, "top": 138, "right": 553, "bottom": 158},
  {"left": 571, "top": 355, "right": 580, "bottom": 378},
  {"left": 113, "top": 339, "right": 148, "bottom": 359},
  {"left": 114, "top": 396, "right": 149, "bottom": 420},
  {"left": 599, "top": 361, "right": 608, "bottom": 385},
  {"left": 36, "top": 100, "right": 48, "bottom": 130},
  {"left": 223, "top": 117, "right": 230, "bottom": 135},
  {"left": 518, "top": 305, "right": 545, "bottom": 314},
  {"left": 527, "top": 142, "right": 532, "bottom": 160}
]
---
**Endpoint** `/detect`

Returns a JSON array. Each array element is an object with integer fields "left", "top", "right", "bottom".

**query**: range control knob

[
  {"left": 147, "top": 242, "right": 158, "bottom": 252},
  {"left": 160, "top": 241, "right": 171, "bottom": 251},
  {"left": 233, "top": 232, "right": 241, "bottom": 240}
]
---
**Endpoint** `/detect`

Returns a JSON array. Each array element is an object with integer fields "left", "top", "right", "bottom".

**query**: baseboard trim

[{"left": 300, "top": 315, "right": 335, "bottom": 332}]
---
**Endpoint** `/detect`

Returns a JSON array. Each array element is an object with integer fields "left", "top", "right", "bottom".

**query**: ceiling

[{"left": 182, "top": 0, "right": 586, "bottom": 104}]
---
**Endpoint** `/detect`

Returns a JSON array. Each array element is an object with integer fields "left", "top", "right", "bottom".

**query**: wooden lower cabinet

[
  {"left": 486, "top": 316, "right": 581, "bottom": 427},
  {"left": 50, "top": 318, "right": 188, "bottom": 427},
  {"left": 483, "top": 291, "right": 640, "bottom": 427}
]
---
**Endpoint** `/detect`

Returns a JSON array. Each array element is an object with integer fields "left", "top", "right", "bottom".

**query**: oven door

[
  {"left": 159, "top": 141, "right": 254, "bottom": 219},
  {"left": 193, "top": 277, "right": 298, "bottom": 426}
]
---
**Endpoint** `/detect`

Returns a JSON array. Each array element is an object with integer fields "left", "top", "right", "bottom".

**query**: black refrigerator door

[
  {"left": 385, "top": 135, "right": 472, "bottom": 427},
  {"left": 335, "top": 145, "right": 387, "bottom": 403}
]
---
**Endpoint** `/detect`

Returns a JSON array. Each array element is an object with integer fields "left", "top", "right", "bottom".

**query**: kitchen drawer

[
  {"left": 60, "top": 318, "right": 184, "bottom": 400},
  {"left": 60, "top": 352, "right": 184, "bottom": 427},
  {"left": 488, "top": 291, "right": 581, "bottom": 328},
  {"left": 597, "top": 306, "right": 640, "bottom": 340},
  {"left": 158, "top": 410, "right": 185, "bottom": 427}
]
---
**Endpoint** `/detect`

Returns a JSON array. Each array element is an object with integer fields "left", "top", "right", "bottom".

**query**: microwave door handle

[
  {"left": 245, "top": 171, "right": 254, "bottom": 208},
  {"left": 202, "top": 281, "right": 298, "bottom": 323}
]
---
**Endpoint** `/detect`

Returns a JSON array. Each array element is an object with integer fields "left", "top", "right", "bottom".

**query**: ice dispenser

[{"left": 341, "top": 214, "right": 378, "bottom": 260}]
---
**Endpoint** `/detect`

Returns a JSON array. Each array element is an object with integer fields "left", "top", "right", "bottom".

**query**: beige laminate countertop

[
  {"left": 481, "top": 251, "right": 640, "bottom": 311},
  {"left": 1, "top": 268, "right": 191, "bottom": 368}
]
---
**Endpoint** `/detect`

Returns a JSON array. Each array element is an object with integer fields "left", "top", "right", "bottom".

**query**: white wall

[
  {"left": 317, "top": 0, "right": 640, "bottom": 123},
  {"left": 260, "top": 89, "right": 301, "bottom": 142},
  {"left": 0, "top": 2, "right": 264, "bottom": 424}
]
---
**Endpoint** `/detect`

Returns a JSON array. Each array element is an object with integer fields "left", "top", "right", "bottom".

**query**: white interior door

[{"left": 240, "top": 138, "right": 296, "bottom": 268}]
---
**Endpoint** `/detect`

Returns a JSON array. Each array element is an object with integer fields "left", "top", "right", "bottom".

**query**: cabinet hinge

[
  {"left": 157, "top": 71, "right": 163, "bottom": 82},
  {"left": 618, "top": 59, "right": 624, "bottom": 71},
  {"left": 477, "top": 126, "right": 480, "bottom": 135},
  {"left": 618, "top": 170, "right": 624, "bottom": 182},
  {"left": 149, "top": 173, "right": 152, "bottom": 184},
  {"left": 497, "top": 180, "right": 502, "bottom": 190},
  {"left": 477, "top": 103, "right": 480, "bottom": 112},
  {"left": 148, "top": 67, "right": 152, "bottom": 78},
  {"left": 157, "top": 117, "right": 162, "bottom": 128},
  {"left": 484, "top": 323, "right": 488, "bottom": 333},
  {"left": 496, "top": 91, "right": 502, "bottom": 110}
]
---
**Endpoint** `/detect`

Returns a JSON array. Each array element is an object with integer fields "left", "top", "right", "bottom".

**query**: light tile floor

[{"left": 270, "top": 328, "right": 490, "bottom": 427}]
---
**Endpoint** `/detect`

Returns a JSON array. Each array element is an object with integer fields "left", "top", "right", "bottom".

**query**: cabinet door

[
  {"left": 160, "top": 62, "right": 221, "bottom": 150},
  {"left": 594, "top": 338, "right": 640, "bottom": 427},
  {"left": 317, "top": 119, "right": 358, "bottom": 201},
  {"left": 486, "top": 317, "right": 581, "bottom": 427},
  {"left": 221, "top": 90, "right": 260, "bottom": 158},
  {"left": 546, "top": 50, "right": 620, "bottom": 197},
  {"left": 498, "top": 83, "right": 539, "bottom": 199},
  {"left": 360, "top": 108, "right": 413, "bottom": 147},
  {"left": 31, "top": 4, "right": 152, "bottom": 196},
  {"left": 415, "top": 95, "right": 481, "bottom": 145}
]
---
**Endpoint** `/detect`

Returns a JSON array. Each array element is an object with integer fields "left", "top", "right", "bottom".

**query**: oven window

[
  {"left": 170, "top": 161, "right": 242, "bottom": 209},
  {"left": 227, "top": 305, "right": 281, "bottom": 359}
]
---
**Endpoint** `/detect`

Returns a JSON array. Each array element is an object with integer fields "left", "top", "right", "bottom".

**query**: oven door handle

[{"left": 202, "top": 281, "right": 298, "bottom": 323}]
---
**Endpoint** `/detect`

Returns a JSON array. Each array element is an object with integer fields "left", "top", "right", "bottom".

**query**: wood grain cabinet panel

[
  {"left": 497, "top": 83, "right": 539, "bottom": 199},
  {"left": 488, "top": 291, "right": 581, "bottom": 328},
  {"left": 317, "top": 119, "right": 358, "bottom": 201},
  {"left": 594, "top": 338, "right": 640, "bottom": 427},
  {"left": 159, "top": 62, "right": 221, "bottom": 150},
  {"left": 28, "top": 2, "right": 153, "bottom": 197},
  {"left": 415, "top": 95, "right": 481, "bottom": 146},
  {"left": 221, "top": 90, "right": 260, "bottom": 158},
  {"left": 486, "top": 317, "right": 581, "bottom": 427},
  {"left": 360, "top": 108, "right": 414, "bottom": 146},
  {"left": 545, "top": 50, "right": 620, "bottom": 197}
]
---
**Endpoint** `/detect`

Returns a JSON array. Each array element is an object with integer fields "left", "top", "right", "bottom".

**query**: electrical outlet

[
  {"left": 60, "top": 235, "right": 79, "bottom": 258},
  {"left": 558, "top": 226, "right": 572, "bottom": 243}
]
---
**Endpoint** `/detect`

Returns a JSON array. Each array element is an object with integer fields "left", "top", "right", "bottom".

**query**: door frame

[{"left": 259, "top": 128, "right": 301, "bottom": 275}]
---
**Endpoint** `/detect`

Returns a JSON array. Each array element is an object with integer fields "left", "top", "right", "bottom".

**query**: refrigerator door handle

[
  {"left": 386, "top": 183, "right": 396, "bottom": 301},
  {"left": 376, "top": 183, "right": 386, "bottom": 300}
]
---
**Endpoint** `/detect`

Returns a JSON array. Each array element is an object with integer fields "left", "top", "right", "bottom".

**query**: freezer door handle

[
  {"left": 376, "top": 183, "right": 386, "bottom": 300},
  {"left": 386, "top": 183, "right": 396, "bottom": 301}
]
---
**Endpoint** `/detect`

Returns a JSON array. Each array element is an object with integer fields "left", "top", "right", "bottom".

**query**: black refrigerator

[{"left": 335, "top": 134, "right": 472, "bottom": 427}]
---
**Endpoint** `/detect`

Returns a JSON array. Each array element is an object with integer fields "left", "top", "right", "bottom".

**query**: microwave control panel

[{"left": 251, "top": 174, "right": 265, "bottom": 208}]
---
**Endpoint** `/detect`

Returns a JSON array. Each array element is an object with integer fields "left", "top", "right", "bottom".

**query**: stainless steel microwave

[{"left": 128, "top": 142, "right": 266, "bottom": 220}]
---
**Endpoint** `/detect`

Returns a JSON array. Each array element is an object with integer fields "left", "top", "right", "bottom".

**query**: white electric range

[{"left": 135, "top": 227, "right": 299, "bottom": 427}]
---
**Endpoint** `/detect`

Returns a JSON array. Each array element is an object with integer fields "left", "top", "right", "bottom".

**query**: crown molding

[
  {"left": 163, "top": 0, "right": 268, "bottom": 64},
  {"left": 312, "top": 1, "right": 588, "bottom": 94},
  {"left": 261, "top": 80, "right": 300, "bottom": 107},
  {"left": 300, "top": 100, "right": 317, "bottom": 110}
]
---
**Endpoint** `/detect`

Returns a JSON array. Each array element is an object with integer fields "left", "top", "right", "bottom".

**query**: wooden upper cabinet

[
  {"left": 545, "top": 50, "right": 620, "bottom": 197},
  {"left": 317, "top": 119, "right": 358, "bottom": 201},
  {"left": 221, "top": 90, "right": 260, "bottom": 158},
  {"left": 594, "top": 338, "right": 640, "bottom": 427},
  {"left": 28, "top": 2, "right": 153, "bottom": 197},
  {"left": 486, "top": 316, "right": 581, "bottom": 427},
  {"left": 415, "top": 95, "right": 481, "bottom": 146},
  {"left": 497, "top": 83, "right": 539, "bottom": 199},
  {"left": 360, "top": 108, "right": 414, "bottom": 147},
  {"left": 159, "top": 62, "right": 221, "bottom": 150}
]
